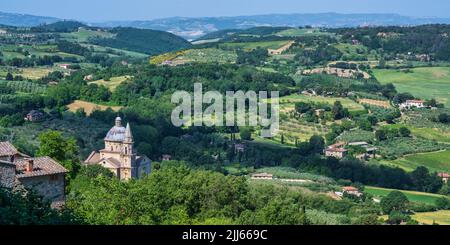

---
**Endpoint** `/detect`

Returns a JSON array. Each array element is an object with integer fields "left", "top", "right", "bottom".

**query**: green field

[
  {"left": 383, "top": 150, "right": 450, "bottom": 172},
  {"left": 61, "top": 29, "right": 115, "bottom": 43},
  {"left": 365, "top": 186, "right": 449, "bottom": 205},
  {"left": 412, "top": 210, "right": 450, "bottom": 225},
  {"left": 373, "top": 67, "right": 450, "bottom": 107},
  {"left": 89, "top": 76, "right": 131, "bottom": 91},
  {"left": 410, "top": 127, "right": 450, "bottom": 143},
  {"left": 219, "top": 41, "right": 290, "bottom": 51}
]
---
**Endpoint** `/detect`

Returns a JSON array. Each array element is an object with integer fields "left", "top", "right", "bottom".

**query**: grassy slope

[
  {"left": 373, "top": 67, "right": 450, "bottom": 107},
  {"left": 89, "top": 76, "right": 131, "bottom": 91},
  {"left": 412, "top": 210, "right": 450, "bottom": 225},
  {"left": 365, "top": 186, "right": 449, "bottom": 205},
  {"left": 67, "top": 100, "right": 122, "bottom": 115},
  {"left": 383, "top": 150, "right": 450, "bottom": 172}
]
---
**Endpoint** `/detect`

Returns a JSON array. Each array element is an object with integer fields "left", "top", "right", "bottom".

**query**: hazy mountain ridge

[
  {"left": 2, "top": 11, "right": 450, "bottom": 39},
  {"left": 94, "top": 13, "right": 450, "bottom": 39},
  {"left": 0, "top": 11, "right": 60, "bottom": 27}
]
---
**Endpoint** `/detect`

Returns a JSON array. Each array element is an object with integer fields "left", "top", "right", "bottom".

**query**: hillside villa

[
  {"left": 335, "top": 186, "right": 363, "bottom": 198},
  {"left": 325, "top": 142, "right": 348, "bottom": 159},
  {"left": 399, "top": 100, "right": 426, "bottom": 110},
  {"left": 438, "top": 173, "right": 450, "bottom": 183}
]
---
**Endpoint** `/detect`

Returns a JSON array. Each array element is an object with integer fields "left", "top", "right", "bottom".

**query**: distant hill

[
  {"left": 31, "top": 21, "right": 87, "bottom": 32},
  {"left": 2, "top": 11, "right": 450, "bottom": 40},
  {"left": 95, "top": 13, "right": 450, "bottom": 40},
  {"left": 0, "top": 11, "right": 59, "bottom": 27},
  {"left": 198, "top": 26, "right": 291, "bottom": 41},
  {"left": 90, "top": 27, "right": 192, "bottom": 55}
]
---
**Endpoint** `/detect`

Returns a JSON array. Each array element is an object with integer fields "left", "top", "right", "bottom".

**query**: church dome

[
  {"left": 105, "top": 126, "right": 126, "bottom": 141},
  {"left": 105, "top": 117, "right": 126, "bottom": 141}
]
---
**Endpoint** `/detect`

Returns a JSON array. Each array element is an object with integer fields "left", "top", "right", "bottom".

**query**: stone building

[
  {"left": 0, "top": 142, "right": 68, "bottom": 208},
  {"left": 14, "top": 157, "right": 68, "bottom": 208},
  {"left": 84, "top": 117, "right": 151, "bottom": 181},
  {"left": 324, "top": 142, "right": 348, "bottom": 159}
]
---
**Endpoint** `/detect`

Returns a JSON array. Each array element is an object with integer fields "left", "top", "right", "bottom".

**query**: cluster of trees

[
  {"left": 295, "top": 44, "right": 342, "bottom": 65},
  {"left": 336, "top": 25, "right": 450, "bottom": 61},
  {"left": 237, "top": 47, "right": 268, "bottom": 65},
  {"left": 65, "top": 163, "right": 379, "bottom": 225},
  {"left": 375, "top": 126, "right": 411, "bottom": 141},
  {"left": 434, "top": 113, "right": 450, "bottom": 124},
  {"left": 2, "top": 55, "right": 63, "bottom": 67},
  {"left": 0, "top": 187, "right": 77, "bottom": 225},
  {"left": 299, "top": 74, "right": 396, "bottom": 98},
  {"left": 31, "top": 21, "right": 87, "bottom": 33}
]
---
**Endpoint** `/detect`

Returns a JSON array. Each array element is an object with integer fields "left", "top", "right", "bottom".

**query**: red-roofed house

[
  {"left": 342, "top": 186, "right": 363, "bottom": 197},
  {"left": 438, "top": 173, "right": 450, "bottom": 183},
  {"left": 325, "top": 142, "right": 348, "bottom": 159}
]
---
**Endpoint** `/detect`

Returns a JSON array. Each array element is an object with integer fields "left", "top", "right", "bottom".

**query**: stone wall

[
  {"left": 18, "top": 173, "right": 66, "bottom": 208},
  {"left": 0, "top": 161, "right": 15, "bottom": 188}
]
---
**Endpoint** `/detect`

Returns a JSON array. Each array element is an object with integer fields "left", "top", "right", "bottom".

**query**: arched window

[{"left": 125, "top": 147, "right": 128, "bottom": 155}]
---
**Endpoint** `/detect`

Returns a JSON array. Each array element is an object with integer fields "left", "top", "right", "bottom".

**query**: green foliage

[
  {"left": 380, "top": 191, "right": 409, "bottom": 214},
  {"left": 435, "top": 197, "right": 450, "bottom": 210},
  {"left": 37, "top": 130, "right": 80, "bottom": 179},
  {"left": 0, "top": 188, "right": 77, "bottom": 225},
  {"left": 240, "top": 127, "right": 253, "bottom": 141},
  {"left": 237, "top": 47, "right": 268, "bottom": 65},
  {"left": 332, "top": 101, "right": 349, "bottom": 120}
]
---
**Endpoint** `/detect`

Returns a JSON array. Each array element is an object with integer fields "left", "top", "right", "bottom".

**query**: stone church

[{"left": 84, "top": 117, "right": 151, "bottom": 180}]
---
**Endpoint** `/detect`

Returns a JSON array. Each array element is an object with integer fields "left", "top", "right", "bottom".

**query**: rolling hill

[{"left": 90, "top": 27, "right": 192, "bottom": 55}]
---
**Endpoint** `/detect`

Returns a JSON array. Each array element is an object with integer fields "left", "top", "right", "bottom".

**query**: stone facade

[
  {"left": 0, "top": 144, "right": 68, "bottom": 209},
  {"left": 18, "top": 173, "right": 66, "bottom": 208},
  {"left": 0, "top": 160, "right": 15, "bottom": 188}
]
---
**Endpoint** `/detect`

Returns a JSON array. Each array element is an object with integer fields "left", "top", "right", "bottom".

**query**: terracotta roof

[
  {"left": 84, "top": 151, "right": 101, "bottom": 164},
  {"left": 105, "top": 158, "right": 121, "bottom": 168},
  {"left": 0, "top": 159, "right": 15, "bottom": 167},
  {"left": 0, "top": 141, "right": 20, "bottom": 157},
  {"left": 326, "top": 148, "right": 348, "bottom": 153},
  {"left": 343, "top": 186, "right": 359, "bottom": 192},
  {"left": 15, "top": 157, "right": 68, "bottom": 178},
  {"left": 328, "top": 142, "right": 346, "bottom": 149},
  {"left": 438, "top": 173, "right": 450, "bottom": 178}
]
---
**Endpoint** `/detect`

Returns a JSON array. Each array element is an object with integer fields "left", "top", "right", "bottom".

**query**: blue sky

[{"left": 1, "top": 0, "right": 450, "bottom": 21}]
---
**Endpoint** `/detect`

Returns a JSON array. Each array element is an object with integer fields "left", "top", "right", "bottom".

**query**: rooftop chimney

[{"left": 24, "top": 158, "right": 34, "bottom": 172}]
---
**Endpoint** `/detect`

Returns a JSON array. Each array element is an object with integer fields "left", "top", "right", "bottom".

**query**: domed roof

[
  {"left": 105, "top": 125, "right": 126, "bottom": 142},
  {"left": 105, "top": 117, "right": 127, "bottom": 142}
]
